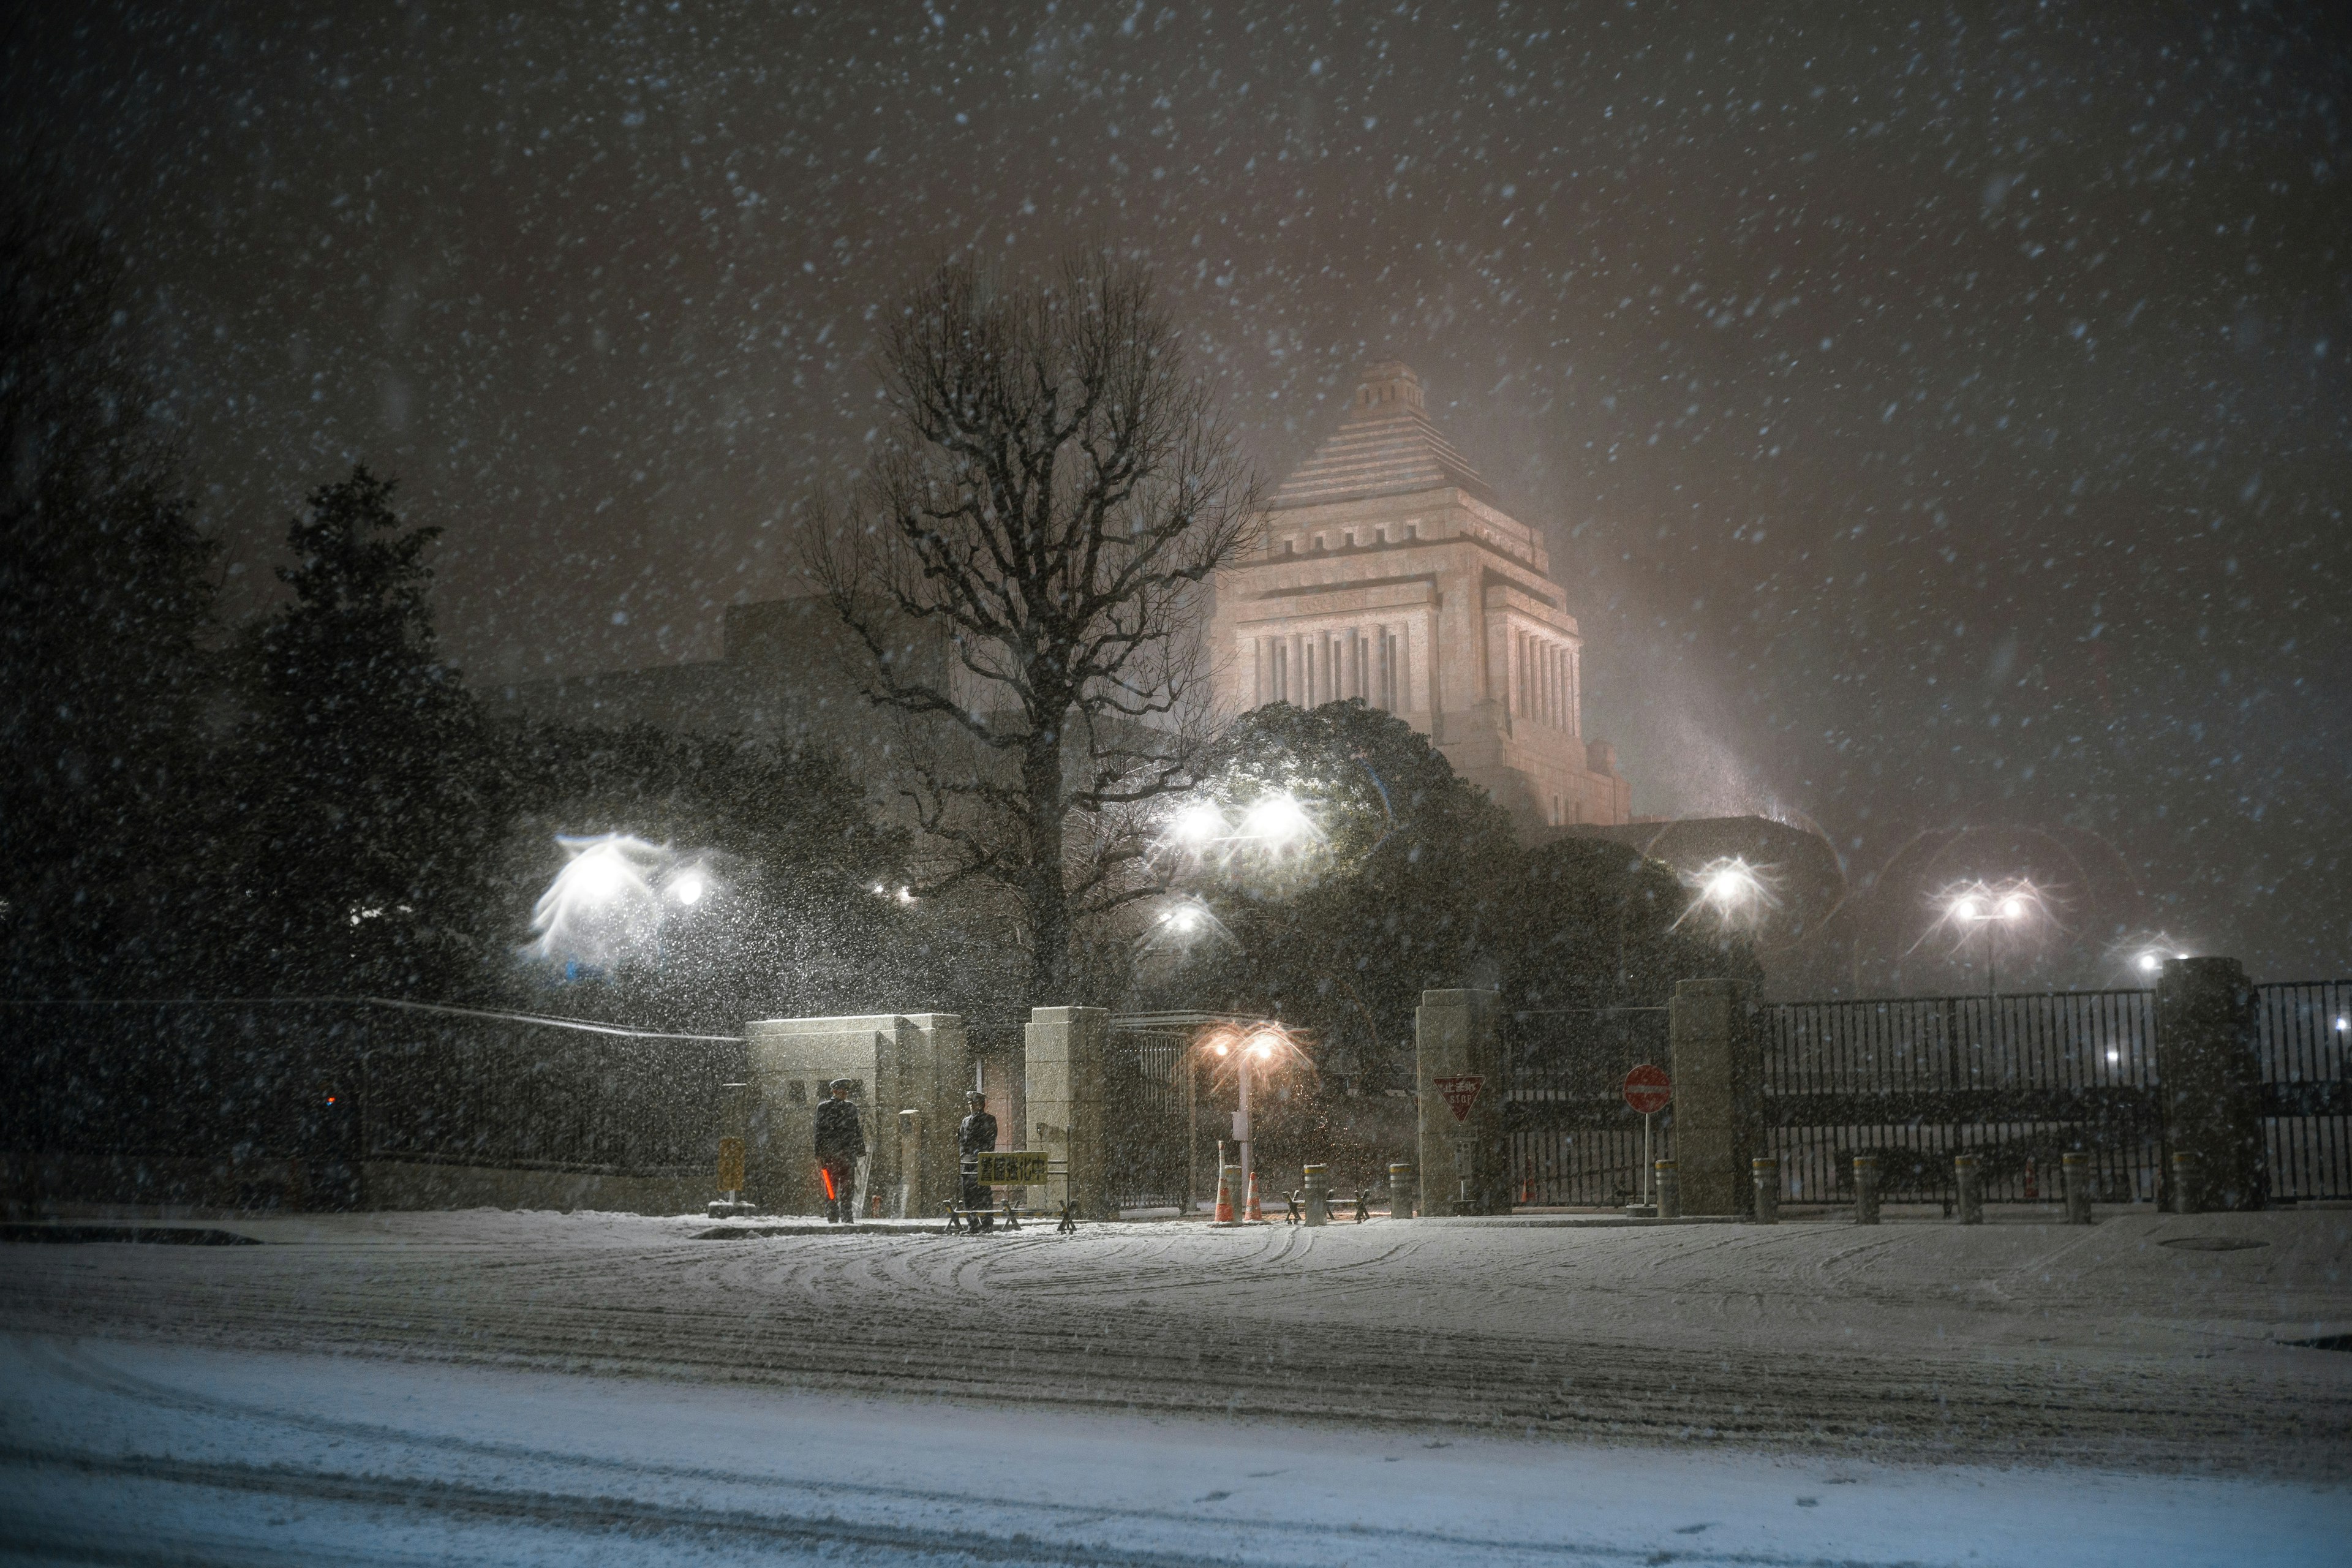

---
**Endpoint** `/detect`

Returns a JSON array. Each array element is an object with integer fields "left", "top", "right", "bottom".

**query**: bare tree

[{"left": 809, "top": 253, "right": 1261, "bottom": 1008}]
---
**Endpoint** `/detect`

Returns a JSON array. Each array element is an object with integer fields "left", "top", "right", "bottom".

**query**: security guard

[
  {"left": 957, "top": 1090, "right": 998, "bottom": 1232},
  {"left": 813, "top": 1078, "right": 865, "bottom": 1223}
]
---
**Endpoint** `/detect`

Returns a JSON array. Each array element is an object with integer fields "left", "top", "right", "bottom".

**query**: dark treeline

[{"left": 0, "top": 190, "right": 933, "bottom": 1024}]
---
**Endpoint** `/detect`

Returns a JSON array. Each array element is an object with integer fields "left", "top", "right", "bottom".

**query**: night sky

[{"left": 11, "top": 2, "right": 2348, "bottom": 977}]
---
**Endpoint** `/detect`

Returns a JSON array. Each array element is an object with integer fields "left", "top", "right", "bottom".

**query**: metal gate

[
  {"left": 2259, "top": 981, "right": 2352, "bottom": 1200},
  {"left": 1501, "top": 1007, "right": 1672, "bottom": 1207},
  {"left": 1762, "top": 992, "right": 2163, "bottom": 1207},
  {"left": 1105, "top": 1023, "right": 1192, "bottom": 1211}
]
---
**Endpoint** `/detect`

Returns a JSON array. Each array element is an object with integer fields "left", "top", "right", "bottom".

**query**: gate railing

[
  {"left": 1105, "top": 1023, "right": 1193, "bottom": 1212},
  {"left": 2257, "top": 981, "right": 2352, "bottom": 1200},
  {"left": 1763, "top": 990, "right": 2162, "bottom": 1207},
  {"left": 1501, "top": 1007, "right": 1671, "bottom": 1207}
]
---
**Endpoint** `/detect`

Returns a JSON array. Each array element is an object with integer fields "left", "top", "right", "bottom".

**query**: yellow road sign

[{"left": 974, "top": 1150, "right": 1048, "bottom": 1186}]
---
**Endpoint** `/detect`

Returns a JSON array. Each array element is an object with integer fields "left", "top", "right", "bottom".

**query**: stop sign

[{"left": 1622, "top": 1064, "right": 1670, "bottom": 1115}]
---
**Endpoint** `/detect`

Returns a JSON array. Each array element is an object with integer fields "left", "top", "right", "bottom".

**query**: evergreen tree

[
  {"left": 231, "top": 466, "right": 488, "bottom": 995},
  {"left": 0, "top": 180, "right": 216, "bottom": 995},
  {"left": 1147, "top": 700, "right": 1520, "bottom": 1088},
  {"left": 1142, "top": 700, "right": 1758, "bottom": 1085}
]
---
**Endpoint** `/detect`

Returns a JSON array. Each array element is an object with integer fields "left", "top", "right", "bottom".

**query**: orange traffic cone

[
  {"left": 1213, "top": 1165, "right": 1237, "bottom": 1224},
  {"left": 1244, "top": 1169, "right": 1264, "bottom": 1221}
]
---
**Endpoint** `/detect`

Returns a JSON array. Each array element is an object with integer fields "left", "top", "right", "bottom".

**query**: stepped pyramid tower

[{"left": 1209, "top": 362, "right": 1630, "bottom": 832}]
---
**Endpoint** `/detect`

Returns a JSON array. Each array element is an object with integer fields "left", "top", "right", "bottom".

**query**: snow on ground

[
  {"left": 4, "top": 1333, "right": 2345, "bottom": 1567},
  {"left": 1, "top": 1204, "right": 2347, "bottom": 1562}
]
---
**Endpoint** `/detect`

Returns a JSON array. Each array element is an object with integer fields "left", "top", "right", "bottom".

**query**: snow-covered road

[
  {"left": 4, "top": 1207, "right": 2346, "bottom": 1477},
  {"left": 4, "top": 1333, "right": 2345, "bottom": 1566}
]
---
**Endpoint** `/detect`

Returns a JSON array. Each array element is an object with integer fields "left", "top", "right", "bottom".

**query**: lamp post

[
  {"left": 1238, "top": 1028, "right": 1283, "bottom": 1212},
  {"left": 1949, "top": 891, "right": 2028, "bottom": 995},
  {"left": 1204, "top": 1024, "right": 1289, "bottom": 1220}
]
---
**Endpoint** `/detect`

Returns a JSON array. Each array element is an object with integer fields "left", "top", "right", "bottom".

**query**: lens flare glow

[
  {"left": 1675, "top": 857, "right": 1779, "bottom": 930},
  {"left": 1241, "top": 792, "right": 1313, "bottom": 848},
  {"left": 1170, "top": 802, "right": 1226, "bottom": 845},
  {"left": 526, "top": 835, "right": 722, "bottom": 970}
]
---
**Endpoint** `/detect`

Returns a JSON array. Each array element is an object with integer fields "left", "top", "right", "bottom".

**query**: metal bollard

[
  {"left": 2170, "top": 1151, "right": 2201, "bottom": 1215},
  {"left": 1852, "top": 1155, "right": 1881, "bottom": 1225},
  {"left": 1302, "top": 1164, "right": 1330, "bottom": 1227},
  {"left": 1654, "top": 1159, "right": 1679, "bottom": 1220},
  {"left": 1751, "top": 1156, "right": 1779, "bottom": 1224},
  {"left": 2062, "top": 1152, "right": 2093, "bottom": 1224},
  {"left": 1388, "top": 1162, "right": 1417, "bottom": 1219},
  {"left": 1953, "top": 1154, "right": 1984, "bottom": 1224}
]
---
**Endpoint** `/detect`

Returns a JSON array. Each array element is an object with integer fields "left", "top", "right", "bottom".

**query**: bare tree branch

[{"left": 806, "top": 252, "right": 1261, "bottom": 1007}]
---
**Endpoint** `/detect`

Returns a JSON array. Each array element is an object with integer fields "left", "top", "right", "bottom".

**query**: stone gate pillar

[
  {"left": 1667, "top": 978, "right": 1761, "bottom": 1217},
  {"left": 1414, "top": 989, "right": 1509, "bottom": 1215},
  {"left": 1025, "top": 1006, "right": 1112, "bottom": 1219},
  {"left": 2155, "top": 957, "right": 2267, "bottom": 1211}
]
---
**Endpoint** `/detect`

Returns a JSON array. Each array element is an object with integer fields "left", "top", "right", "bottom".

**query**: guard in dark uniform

[
  {"left": 813, "top": 1078, "right": 865, "bottom": 1223},
  {"left": 957, "top": 1090, "right": 998, "bottom": 1232}
]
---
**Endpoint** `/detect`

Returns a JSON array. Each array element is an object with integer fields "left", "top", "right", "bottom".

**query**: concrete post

[
  {"left": 1413, "top": 989, "right": 1508, "bottom": 1215},
  {"left": 1302, "top": 1164, "right": 1330, "bottom": 1227},
  {"left": 1750, "top": 1156, "right": 1779, "bottom": 1224},
  {"left": 1024, "top": 1006, "right": 1114, "bottom": 1221},
  {"left": 897, "top": 1109, "right": 924, "bottom": 1220},
  {"left": 2062, "top": 1151, "right": 2093, "bottom": 1224},
  {"left": 1853, "top": 1155, "right": 1881, "bottom": 1224},
  {"left": 1954, "top": 1155, "right": 1984, "bottom": 1224},
  {"left": 1654, "top": 1159, "right": 1679, "bottom": 1219},
  {"left": 1387, "top": 1162, "right": 1417, "bottom": 1219},
  {"left": 2170, "top": 1151, "right": 2201, "bottom": 1215},
  {"left": 1667, "top": 979, "right": 1762, "bottom": 1216},
  {"left": 2155, "top": 957, "right": 2267, "bottom": 1212}
]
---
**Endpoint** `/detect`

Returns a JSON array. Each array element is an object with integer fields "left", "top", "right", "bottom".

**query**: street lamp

[
  {"left": 1681, "top": 856, "right": 1776, "bottom": 932},
  {"left": 1945, "top": 883, "right": 2034, "bottom": 995},
  {"left": 1169, "top": 801, "right": 1227, "bottom": 848},
  {"left": 1241, "top": 792, "right": 1314, "bottom": 850},
  {"left": 1200, "top": 1021, "right": 1297, "bottom": 1220}
]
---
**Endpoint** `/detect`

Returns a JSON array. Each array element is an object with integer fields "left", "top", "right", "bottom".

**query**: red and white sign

[
  {"left": 1433, "top": 1074, "right": 1485, "bottom": 1122},
  {"left": 1621, "top": 1065, "right": 1671, "bottom": 1116}
]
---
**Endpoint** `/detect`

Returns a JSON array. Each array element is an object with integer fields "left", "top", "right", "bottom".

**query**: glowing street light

[
  {"left": 1200, "top": 1020, "right": 1300, "bottom": 1221},
  {"left": 1944, "top": 881, "right": 2037, "bottom": 996},
  {"left": 1240, "top": 792, "right": 1313, "bottom": 850},
  {"left": 1169, "top": 801, "right": 1227, "bottom": 848},
  {"left": 1682, "top": 856, "right": 1777, "bottom": 929},
  {"left": 668, "top": 868, "right": 707, "bottom": 907}
]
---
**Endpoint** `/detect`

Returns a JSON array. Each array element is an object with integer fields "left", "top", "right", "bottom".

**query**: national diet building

[{"left": 1208, "top": 363, "right": 1631, "bottom": 832}]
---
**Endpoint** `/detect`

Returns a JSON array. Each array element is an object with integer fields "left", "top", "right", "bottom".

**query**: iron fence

[
  {"left": 1501, "top": 1007, "right": 1673, "bottom": 1207},
  {"left": 1762, "top": 991, "right": 2162, "bottom": 1207},
  {"left": 0, "top": 998, "right": 745, "bottom": 1209},
  {"left": 2257, "top": 981, "right": 2352, "bottom": 1200},
  {"left": 1105, "top": 1025, "right": 1193, "bottom": 1210}
]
